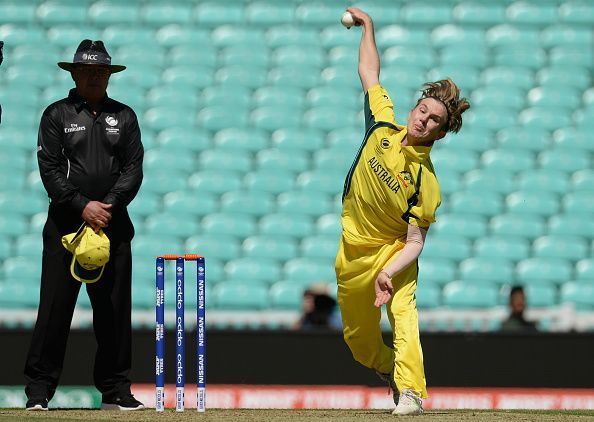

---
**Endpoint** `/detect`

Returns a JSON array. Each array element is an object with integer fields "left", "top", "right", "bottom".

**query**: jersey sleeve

[
  {"left": 364, "top": 84, "right": 396, "bottom": 131},
  {"left": 403, "top": 175, "right": 441, "bottom": 229}
]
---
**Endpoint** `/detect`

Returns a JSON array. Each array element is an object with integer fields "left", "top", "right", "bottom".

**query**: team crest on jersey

[
  {"left": 105, "top": 115, "right": 119, "bottom": 135},
  {"left": 380, "top": 138, "right": 390, "bottom": 149},
  {"left": 398, "top": 171, "right": 413, "bottom": 187}
]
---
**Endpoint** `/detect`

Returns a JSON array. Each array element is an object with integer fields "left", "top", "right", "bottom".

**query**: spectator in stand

[
  {"left": 500, "top": 286, "right": 538, "bottom": 332},
  {"left": 294, "top": 284, "right": 341, "bottom": 330}
]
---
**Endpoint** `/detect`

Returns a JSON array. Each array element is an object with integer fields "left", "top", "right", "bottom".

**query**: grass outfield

[{"left": 1, "top": 409, "right": 594, "bottom": 422}]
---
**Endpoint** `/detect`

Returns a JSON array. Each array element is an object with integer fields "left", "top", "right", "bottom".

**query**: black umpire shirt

[{"left": 37, "top": 88, "right": 143, "bottom": 239}]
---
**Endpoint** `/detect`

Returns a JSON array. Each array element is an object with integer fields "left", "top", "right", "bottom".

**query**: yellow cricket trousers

[{"left": 335, "top": 235, "right": 427, "bottom": 398}]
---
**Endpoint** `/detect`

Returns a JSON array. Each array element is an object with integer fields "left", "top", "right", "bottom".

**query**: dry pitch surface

[{"left": 1, "top": 409, "right": 594, "bottom": 422}]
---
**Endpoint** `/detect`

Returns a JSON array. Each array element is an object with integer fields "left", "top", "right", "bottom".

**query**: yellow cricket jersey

[{"left": 341, "top": 84, "right": 441, "bottom": 246}]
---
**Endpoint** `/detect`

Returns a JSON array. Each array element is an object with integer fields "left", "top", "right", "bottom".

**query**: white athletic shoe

[{"left": 392, "top": 389, "right": 423, "bottom": 416}]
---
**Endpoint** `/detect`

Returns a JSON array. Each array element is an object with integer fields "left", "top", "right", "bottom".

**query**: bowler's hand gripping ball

[{"left": 341, "top": 11, "right": 355, "bottom": 29}]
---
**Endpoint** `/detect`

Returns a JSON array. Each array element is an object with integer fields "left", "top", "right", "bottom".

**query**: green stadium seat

[
  {"left": 442, "top": 281, "right": 498, "bottom": 308},
  {"left": 272, "top": 46, "right": 325, "bottom": 67},
  {"left": 550, "top": 46, "right": 592, "bottom": 67},
  {"left": 432, "top": 214, "right": 487, "bottom": 239},
  {"left": 422, "top": 235, "right": 472, "bottom": 260},
  {"left": 327, "top": 46, "right": 358, "bottom": 67},
  {"left": 296, "top": 170, "right": 343, "bottom": 194},
  {"left": 559, "top": 1, "right": 594, "bottom": 24},
  {"left": 482, "top": 149, "right": 534, "bottom": 172},
  {"left": 313, "top": 149, "right": 354, "bottom": 174},
  {"left": 449, "top": 191, "right": 503, "bottom": 217},
  {"left": 156, "top": 25, "right": 210, "bottom": 48},
  {"left": 0, "top": 25, "right": 44, "bottom": 45},
  {"left": 146, "top": 86, "right": 200, "bottom": 109},
  {"left": 0, "top": 236, "right": 11, "bottom": 260},
  {"left": 434, "top": 168, "right": 462, "bottom": 195},
  {"left": 201, "top": 213, "right": 257, "bottom": 237},
  {"left": 221, "top": 45, "right": 270, "bottom": 68},
  {"left": 144, "top": 107, "right": 196, "bottom": 131},
  {"left": 256, "top": 149, "right": 309, "bottom": 173},
  {"left": 495, "top": 47, "right": 547, "bottom": 69},
  {"left": 439, "top": 45, "right": 487, "bottom": 68},
  {"left": 126, "top": 192, "right": 161, "bottom": 218},
  {"left": 259, "top": 213, "right": 315, "bottom": 238},
  {"left": 251, "top": 106, "right": 301, "bottom": 130},
  {"left": 0, "top": 284, "right": 40, "bottom": 310},
  {"left": 304, "top": 107, "right": 357, "bottom": 131},
  {"left": 463, "top": 107, "right": 516, "bottom": 131},
  {"left": 517, "top": 258, "right": 573, "bottom": 285},
  {"left": 471, "top": 86, "right": 524, "bottom": 110},
  {"left": 540, "top": 25, "right": 592, "bottom": 48},
  {"left": 101, "top": 27, "right": 155, "bottom": 47},
  {"left": 2, "top": 257, "right": 41, "bottom": 282},
  {"left": 316, "top": 214, "right": 341, "bottom": 236},
  {"left": 506, "top": 191, "right": 560, "bottom": 217},
  {"left": 283, "top": 258, "right": 335, "bottom": 283},
  {"left": 496, "top": 127, "right": 551, "bottom": 151},
  {"left": 144, "top": 212, "right": 199, "bottom": 237},
  {"left": 141, "top": 170, "right": 187, "bottom": 194},
  {"left": 195, "top": 3, "right": 244, "bottom": 27},
  {"left": 0, "top": 3, "right": 36, "bottom": 23},
  {"left": 225, "top": 258, "right": 281, "bottom": 284},
  {"left": 320, "top": 26, "right": 360, "bottom": 49},
  {"left": 431, "top": 149, "right": 479, "bottom": 173},
  {"left": 253, "top": 86, "right": 304, "bottom": 109},
  {"left": 380, "top": 65, "right": 427, "bottom": 91},
  {"left": 584, "top": 88, "right": 594, "bottom": 107},
  {"left": 485, "top": 24, "right": 539, "bottom": 48},
  {"left": 463, "top": 169, "right": 515, "bottom": 194},
  {"left": 214, "top": 128, "right": 269, "bottom": 152},
  {"left": 212, "top": 282, "right": 269, "bottom": 310},
  {"left": 157, "top": 128, "right": 211, "bottom": 152},
  {"left": 131, "top": 282, "right": 156, "bottom": 309},
  {"left": 418, "top": 258, "right": 456, "bottom": 285},
  {"left": 266, "top": 26, "right": 319, "bottom": 48},
  {"left": 295, "top": 2, "right": 345, "bottom": 26},
  {"left": 268, "top": 66, "right": 321, "bottom": 89},
  {"left": 162, "top": 66, "right": 213, "bottom": 89},
  {"left": 5, "top": 66, "right": 54, "bottom": 90},
  {"left": 269, "top": 281, "right": 305, "bottom": 310},
  {"left": 506, "top": 2, "right": 557, "bottom": 25},
  {"left": 37, "top": 1, "right": 87, "bottom": 24},
  {"left": 533, "top": 235, "right": 588, "bottom": 261},
  {"left": 415, "top": 283, "right": 441, "bottom": 309},
  {"left": 243, "top": 235, "right": 298, "bottom": 261},
  {"left": 277, "top": 191, "right": 333, "bottom": 216},
  {"left": 202, "top": 85, "right": 251, "bottom": 109},
  {"left": 131, "top": 235, "right": 184, "bottom": 258},
  {"left": 576, "top": 260, "right": 594, "bottom": 281},
  {"left": 327, "top": 126, "right": 366, "bottom": 151},
  {"left": 187, "top": 170, "right": 242, "bottom": 194},
  {"left": 517, "top": 170, "right": 569, "bottom": 193},
  {"left": 144, "top": 148, "right": 195, "bottom": 173},
  {"left": 431, "top": 24, "right": 485, "bottom": 48},
  {"left": 306, "top": 86, "right": 359, "bottom": 110},
  {"left": 244, "top": 170, "right": 295, "bottom": 194},
  {"left": 185, "top": 234, "right": 241, "bottom": 261},
  {"left": 459, "top": 257, "right": 514, "bottom": 284},
  {"left": 549, "top": 214, "right": 594, "bottom": 239},
  {"left": 220, "top": 191, "right": 275, "bottom": 216},
  {"left": 301, "top": 235, "right": 338, "bottom": 260},
  {"left": 15, "top": 234, "right": 42, "bottom": 258},
  {"left": 376, "top": 26, "right": 431, "bottom": 49},
  {"left": 169, "top": 45, "right": 216, "bottom": 67},
  {"left": 538, "top": 66, "right": 590, "bottom": 90},
  {"left": 0, "top": 192, "right": 47, "bottom": 217},
  {"left": 89, "top": 1, "right": 139, "bottom": 24},
  {"left": 571, "top": 170, "right": 594, "bottom": 191},
  {"left": 141, "top": 3, "right": 192, "bottom": 25},
  {"left": 199, "top": 149, "right": 252, "bottom": 172},
  {"left": 560, "top": 282, "right": 594, "bottom": 310},
  {"left": 211, "top": 26, "right": 264, "bottom": 47},
  {"left": 490, "top": 213, "right": 545, "bottom": 239},
  {"left": 474, "top": 236, "right": 530, "bottom": 261},
  {"left": 527, "top": 87, "right": 580, "bottom": 109},
  {"left": 321, "top": 67, "right": 360, "bottom": 90},
  {"left": 481, "top": 66, "right": 534, "bottom": 90},
  {"left": 349, "top": 2, "right": 400, "bottom": 25},
  {"left": 538, "top": 149, "right": 589, "bottom": 172},
  {"left": 162, "top": 190, "right": 217, "bottom": 217},
  {"left": 271, "top": 128, "right": 325, "bottom": 152},
  {"left": 401, "top": 3, "right": 452, "bottom": 24}
]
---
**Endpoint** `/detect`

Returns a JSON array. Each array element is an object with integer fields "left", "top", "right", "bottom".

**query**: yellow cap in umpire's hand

[{"left": 61, "top": 223, "right": 110, "bottom": 283}]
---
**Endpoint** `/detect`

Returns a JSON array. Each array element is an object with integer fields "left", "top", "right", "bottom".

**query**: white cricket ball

[{"left": 341, "top": 11, "right": 354, "bottom": 29}]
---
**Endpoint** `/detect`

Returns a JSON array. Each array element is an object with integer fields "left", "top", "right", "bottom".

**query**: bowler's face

[
  {"left": 407, "top": 98, "right": 447, "bottom": 142},
  {"left": 72, "top": 65, "right": 110, "bottom": 102}
]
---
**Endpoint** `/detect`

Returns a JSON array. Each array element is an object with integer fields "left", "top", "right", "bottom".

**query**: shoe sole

[
  {"left": 100, "top": 403, "right": 145, "bottom": 411},
  {"left": 26, "top": 405, "right": 48, "bottom": 411}
]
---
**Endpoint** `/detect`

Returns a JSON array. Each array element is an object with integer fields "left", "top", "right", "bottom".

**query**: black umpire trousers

[{"left": 24, "top": 211, "right": 134, "bottom": 401}]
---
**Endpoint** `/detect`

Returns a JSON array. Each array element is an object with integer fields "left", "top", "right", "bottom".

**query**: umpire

[{"left": 24, "top": 40, "right": 144, "bottom": 411}]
